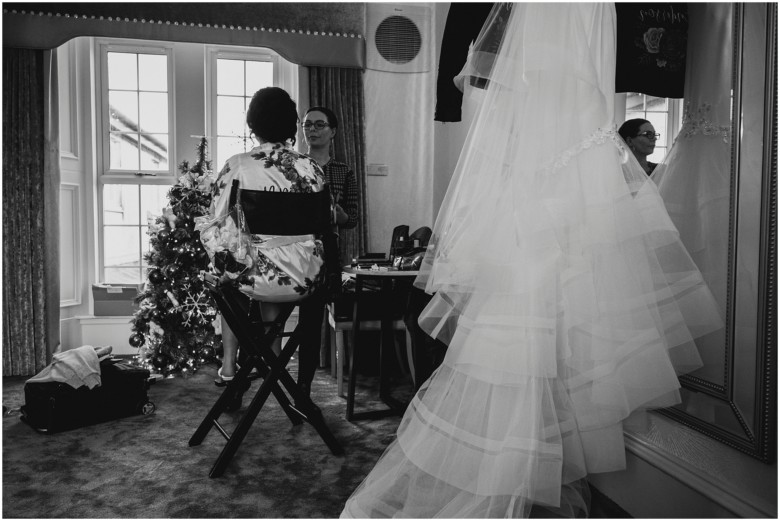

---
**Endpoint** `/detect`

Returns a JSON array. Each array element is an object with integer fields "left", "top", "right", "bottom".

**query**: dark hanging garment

[
  {"left": 615, "top": 3, "right": 689, "bottom": 98},
  {"left": 434, "top": 2, "right": 494, "bottom": 122}
]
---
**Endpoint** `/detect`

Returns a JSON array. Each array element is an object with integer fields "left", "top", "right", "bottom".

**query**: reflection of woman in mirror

[{"left": 618, "top": 118, "right": 660, "bottom": 175}]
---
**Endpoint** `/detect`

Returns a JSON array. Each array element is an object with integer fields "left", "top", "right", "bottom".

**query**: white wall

[{"left": 363, "top": 2, "right": 437, "bottom": 254}]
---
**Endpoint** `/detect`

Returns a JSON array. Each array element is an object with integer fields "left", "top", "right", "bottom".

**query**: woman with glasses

[
  {"left": 618, "top": 118, "right": 661, "bottom": 175},
  {"left": 302, "top": 107, "right": 359, "bottom": 235},
  {"left": 301, "top": 106, "right": 360, "bottom": 371}
]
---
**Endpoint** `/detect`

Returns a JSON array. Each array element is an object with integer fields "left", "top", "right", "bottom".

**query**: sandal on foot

[{"left": 214, "top": 365, "right": 238, "bottom": 387}]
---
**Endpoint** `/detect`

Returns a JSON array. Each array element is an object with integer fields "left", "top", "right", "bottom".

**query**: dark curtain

[
  {"left": 435, "top": 2, "right": 494, "bottom": 122},
  {"left": 308, "top": 67, "right": 368, "bottom": 260},
  {"left": 2, "top": 48, "right": 60, "bottom": 376}
]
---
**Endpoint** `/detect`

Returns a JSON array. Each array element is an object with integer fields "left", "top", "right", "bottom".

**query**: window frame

[
  {"left": 95, "top": 40, "right": 177, "bottom": 284},
  {"left": 95, "top": 40, "right": 177, "bottom": 183}
]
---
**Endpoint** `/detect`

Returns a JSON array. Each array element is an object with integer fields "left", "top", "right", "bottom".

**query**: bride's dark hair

[
  {"left": 618, "top": 118, "right": 651, "bottom": 141},
  {"left": 246, "top": 87, "right": 299, "bottom": 145}
]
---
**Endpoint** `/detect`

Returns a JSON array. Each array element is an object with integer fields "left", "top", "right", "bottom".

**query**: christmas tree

[{"left": 130, "top": 138, "right": 220, "bottom": 376}]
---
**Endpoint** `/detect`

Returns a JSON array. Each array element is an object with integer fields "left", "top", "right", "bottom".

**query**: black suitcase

[{"left": 21, "top": 358, "right": 155, "bottom": 433}]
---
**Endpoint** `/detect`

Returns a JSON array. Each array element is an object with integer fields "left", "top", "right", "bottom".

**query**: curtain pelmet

[
  {"left": 2, "top": 48, "right": 60, "bottom": 376},
  {"left": 3, "top": 6, "right": 365, "bottom": 69},
  {"left": 309, "top": 67, "right": 369, "bottom": 260}
]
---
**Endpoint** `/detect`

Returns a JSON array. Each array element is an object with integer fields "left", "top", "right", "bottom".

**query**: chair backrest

[
  {"left": 409, "top": 226, "right": 432, "bottom": 247},
  {"left": 228, "top": 179, "right": 339, "bottom": 275},
  {"left": 389, "top": 224, "right": 409, "bottom": 257},
  {"left": 228, "top": 179, "right": 332, "bottom": 236}
]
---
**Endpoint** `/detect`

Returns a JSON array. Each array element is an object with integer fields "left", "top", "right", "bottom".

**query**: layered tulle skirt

[{"left": 342, "top": 133, "right": 722, "bottom": 518}]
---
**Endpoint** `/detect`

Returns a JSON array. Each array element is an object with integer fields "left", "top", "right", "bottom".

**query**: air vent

[
  {"left": 366, "top": 4, "right": 431, "bottom": 73},
  {"left": 375, "top": 15, "right": 422, "bottom": 64}
]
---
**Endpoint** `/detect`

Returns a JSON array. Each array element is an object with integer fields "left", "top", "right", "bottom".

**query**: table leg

[{"left": 346, "top": 275, "right": 405, "bottom": 421}]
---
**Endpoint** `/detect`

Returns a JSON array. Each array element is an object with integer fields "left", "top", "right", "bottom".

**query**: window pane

[
  {"left": 217, "top": 96, "right": 247, "bottom": 136},
  {"left": 104, "top": 267, "right": 143, "bottom": 285},
  {"left": 107, "top": 52, "right": 137, "bottom": 90},
  {"left": 139, "top": 92, "right": 168, "bottom": 133},
  {"left": 139, "top": 134, "right": 169, "bottom": 170},
  {"left": 103, "top": 185, "right": 140, "bottom": 225},
  {"left": 649, "top": 147, "right": 667, "bottom": 164},
  {"left": 625, "top": 92, "right": 645, "bottom": 112},
  {"left": 217, "top": 136, "right": 246, "bottom": 167},
  {"left": 104, "top": 225, "right": 141, "bottom": 267},
  {"left": 646, "top": 96, "right": 668, "bottom": 112},
  {"left": 109, "top": 133, "right": 140, "bottom": 170},
  {"left": 138, "top": 54, "right": 167, "bottom": 92},
  {"left": 245, "top": 60, "right": 273, "bottom": 94},
  {"left": 140, "top": 185, "right": 172, "bottom": 223},
  {"left": 645, "top": 112, "right": 667, "bottom": 139},
  {"left": 217, "top": 59, "right": 245, "bottom": 96},
  {"left": 109, "top": 91, "right": 139, "bottom": 132}
]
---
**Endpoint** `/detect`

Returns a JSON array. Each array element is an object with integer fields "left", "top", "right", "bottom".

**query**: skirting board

[{"left": 589, "top": 412, "right": 777, "bottom": 518}]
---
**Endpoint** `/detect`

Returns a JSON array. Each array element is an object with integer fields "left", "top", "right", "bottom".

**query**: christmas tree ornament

[
  {"left": 164, "top": 263, "right": 179, "bottom": 278},
  {"left": 129, "top": 333, "right": 144, "bottom": 348},
  {"left": 148, "top": 268, "right": 165, "bottom": 284}
]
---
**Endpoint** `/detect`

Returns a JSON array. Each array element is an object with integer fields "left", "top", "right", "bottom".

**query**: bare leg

[
  {"left": 260, "top": 302, "right": 283, "bottom": 356},
  {"left": 220, "top": 303, "right": 282, "bottom": 379},
  {"left": 220, "top": 316, "right": 238, "bottom": 378}
]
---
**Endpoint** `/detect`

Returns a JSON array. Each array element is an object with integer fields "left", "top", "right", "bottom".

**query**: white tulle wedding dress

[{"left": 341, "top": 3, "right": 723, "bottom": 518}]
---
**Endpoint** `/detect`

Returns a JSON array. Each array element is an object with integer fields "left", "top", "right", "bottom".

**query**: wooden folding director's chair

[{"left": 189, "top": 180, "right": 344, "bottom": 478}]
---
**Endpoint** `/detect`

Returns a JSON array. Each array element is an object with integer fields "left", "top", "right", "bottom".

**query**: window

[
  {"left": 92, "top": 41, "right": 296, "bottom": 284},
  {"left": 100, "top": 46, "right": 173, "bottom": 175},
  {"left": 208, "top": 51, "right": 277, "bottom": 168},
  {"left": 97, "top": 43, "right": 175, "bottom": 284},
  {"left": 102, "top": 184, "right": 170, "bottom": 283},
  {"left": 624, "top": 92, "right": 683, "bottom": 163}
]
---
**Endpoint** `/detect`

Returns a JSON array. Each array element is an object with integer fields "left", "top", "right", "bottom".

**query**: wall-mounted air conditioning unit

[{"left": 366, "top": 3, "right": 432, "bottom": 73}]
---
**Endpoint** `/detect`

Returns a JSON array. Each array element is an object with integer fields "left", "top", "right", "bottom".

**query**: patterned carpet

[{"left": 2, "top": 358, "right": 413, "bottom": 518}]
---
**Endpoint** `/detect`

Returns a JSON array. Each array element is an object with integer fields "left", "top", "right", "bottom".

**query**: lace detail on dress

[
  {"left": 540, "top": 126, "right": 626, "bottom": 174},
  {"left": 680, "top": 102, "right": 731, "bottom": 142}
]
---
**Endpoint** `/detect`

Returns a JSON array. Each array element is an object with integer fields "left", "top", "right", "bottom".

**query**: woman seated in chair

[{"left": 198, "top": 86, "right": 331, "bottom": 399}]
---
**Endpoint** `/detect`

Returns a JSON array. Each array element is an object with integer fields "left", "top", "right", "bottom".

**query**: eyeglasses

[
  {"left": 636, "top": 131, "right": 660, "bottom": 140},
  {"left": 302, "top": 121, "right": 330, "bottom": 131}
]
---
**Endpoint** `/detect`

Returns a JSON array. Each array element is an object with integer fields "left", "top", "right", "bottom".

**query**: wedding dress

[
  {"left": 341, "top": 3, "right": 722, "bottom": 518},
  {"left": 649, "top": 4, "right": 733, "bottom": 381}
]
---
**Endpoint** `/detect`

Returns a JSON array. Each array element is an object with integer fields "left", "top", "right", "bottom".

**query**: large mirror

[{"left": 652, "top": 3, "right": 776, "bottom": 463}]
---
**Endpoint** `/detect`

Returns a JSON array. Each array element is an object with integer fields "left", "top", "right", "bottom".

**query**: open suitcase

[{"left": 21, "top": 358, "right": 155, "bottom": 434}]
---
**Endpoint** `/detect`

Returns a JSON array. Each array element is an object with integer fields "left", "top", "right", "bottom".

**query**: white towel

[{"left": 26, "top": 345, "right": 102, "bottom": 389}]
